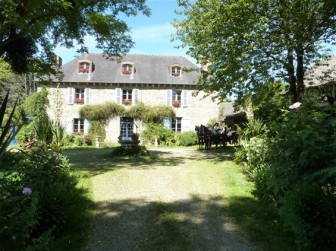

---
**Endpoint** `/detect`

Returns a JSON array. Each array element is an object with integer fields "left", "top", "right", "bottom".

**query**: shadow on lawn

[
  {"left": 86, "top": 195, "right": 253, "bottom": 251},
  {"left": 64, "top": 147, "right": 235, "bottom": 178},
  {"left": 86, "top": 195, "right": 294, "bottom": 251}
]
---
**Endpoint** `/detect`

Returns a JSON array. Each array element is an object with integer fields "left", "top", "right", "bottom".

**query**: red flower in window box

[
  {"left": 172, "top": 72, "right": 180, "bottom": 77},
  {"left": 172, "top": 100, "right": 181, "bottom": 107},
  {"left": 74, "top": 98, "right": 84, "bottom": 104},
  {"left": 122, "top": 69, "right": 132, "bottom": 75},
  {"left": 79, "top": 68, "right": 89, "bottom": 73},
  {"left": 122, "top": 99, "right": 132, "bottom": 106}
]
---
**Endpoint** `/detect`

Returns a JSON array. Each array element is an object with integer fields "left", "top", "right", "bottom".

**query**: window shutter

[
  {"left": 84, "top": 119, "right": 90, "bottom": 135},
  {"left": 132, "top": 89, "right": 139, "bottom": 105},
  {"left": 166, "top": 90, "right": 172, "bottom": 106},
  {"left": 68, "top": 87, "right": 74, "bottom": 104},
  {"left": 182, "top": 90, "right": 188, "bottom": 107},
  {"left": 182, "top": 118, "right": 190, "bottom": 132},
  {"left": 66, "top": 119, "right": 73, "bottom": 134},
  {"left": 116, "top": 88, "right": 122, "bottom": 104},
  {"left": 84, "top": 88, "right": 90, "bottom": 104}
]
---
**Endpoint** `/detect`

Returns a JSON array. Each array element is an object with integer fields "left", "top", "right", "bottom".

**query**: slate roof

[
  {"left": 305, "top": 56, "right": 336, "bottom": 87},
  {"left": 57, "top": 53, "right": 200, "bottom": 86}
]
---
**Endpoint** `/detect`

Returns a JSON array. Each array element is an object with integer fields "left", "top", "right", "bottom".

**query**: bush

[
  {"left": 0, "top": 142, "right": 89, "bottom": 250},
  {"left": 241, "top": 101, "right": 336, "bottom": 249},
  {"left": 175, "top": 131, "right": 198, "bottom": 146},
  {"left": 62, "top": 133, "right": 92, "bottom": 147},
  {"left": 141, "top": 123, "right": 175, "bottom": 146},
  {"left": 111, "top": 145, "right": 149, "bottom": 156}
]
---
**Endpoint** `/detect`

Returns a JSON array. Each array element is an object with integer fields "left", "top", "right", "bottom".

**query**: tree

[
  {"left": 0, "top": 0, "right": 150, "bottom": 73},
  {"left": 0, "top": 57, "right": 37, "bottom": 105},
  {"left": 174, "top": 0, "right": 336, "bottom": 102}
]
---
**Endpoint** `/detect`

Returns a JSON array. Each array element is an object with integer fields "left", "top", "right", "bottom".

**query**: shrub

[
  {"left": 62, "top": 133, "right": 92, "bottom": 147},
  {"left": 141, "top": 123, "right": 175, "bottom": 146},
  {"left": 175, "top": 131, "right": 198, "bottom": 146},
  {"left": 111, "top": 145, "right": 149, "bottom": 156},
  {"left": 242, "top": 100, "right": 336, "bottom": 249},
  {"left": 0, "top": 142, "right": 88, "bottom": 250}
]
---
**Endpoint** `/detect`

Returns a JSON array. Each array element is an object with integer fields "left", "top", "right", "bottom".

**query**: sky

[{"left": 54, "top": 0, "right": 193, "bottom": 64}]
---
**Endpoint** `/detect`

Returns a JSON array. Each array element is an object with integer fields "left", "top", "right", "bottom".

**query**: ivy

[
  {"left": 79, "top": 102, "right": 176, "bottom": 139},
  {"left": 79, "top": 102, "right": 125, "bottom": 121}
]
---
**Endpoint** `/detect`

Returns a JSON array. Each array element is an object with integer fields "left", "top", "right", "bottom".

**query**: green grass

[
  {"left": 218, "top": 164, "right": 295, "bottom": 250},
  {"left": 59, "top": 146, "right": 295, "bottom": 250}
]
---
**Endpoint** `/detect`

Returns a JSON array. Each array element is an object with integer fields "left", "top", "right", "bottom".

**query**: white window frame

[
  {"left": 78, "top": 61, "right": 91, "bottom": 74},
  {"left": 122, "top": 89, "right": 133, "bottom": 105},
  {"left": 74, "top": 88, "right": 85, "bottom": 104},
  {"left": 121, "top": 63, "right": 134, "bottom": 75},
  {"left": 172, "top": 117, "right": 182, "bottom": 133},
  {"left": 74, "top": 118, "right": 84, "bottom": 133}
]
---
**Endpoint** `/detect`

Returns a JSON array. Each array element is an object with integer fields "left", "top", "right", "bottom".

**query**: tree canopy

[
  {"left": 0, "top": 0, "right": 150, "bottom": 73},
  {"left": 174, "top": 0, "right": 336, "bottom": 102}
]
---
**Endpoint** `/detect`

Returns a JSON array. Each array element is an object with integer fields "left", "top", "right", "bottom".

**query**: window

[
  {"left": 172, "top": 90, "right": 181, "bottom": 107},
  {"left": 121, "top": 63, "right": 134, "bottom": 75},
  {"left": 74, "top": 89, "right": 85, "bottom": 104},
  {"left": 170, "top": 64, "right": 182, "bottom": 77},
  {"left": 78, "top": 60, "right": 94, "bottom": 74},
  {"left": 122, "top": 89, "right": 133, "bottom": 105},
  {"left": 172, "top": 118, "right": 182, "bottom": 132},
  {"left": 120, "top": 117, "right": 134, "bottom": 140},
  {"left": 68, "top": 87, "right": 90, "bottom": 105},
  {"left": 74, "top": 118, "right": 84, "bottom": 133}
]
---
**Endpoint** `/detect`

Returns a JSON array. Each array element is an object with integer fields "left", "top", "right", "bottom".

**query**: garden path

[{"left": 85, "top": 148, "right": 255, "bottom": 251}]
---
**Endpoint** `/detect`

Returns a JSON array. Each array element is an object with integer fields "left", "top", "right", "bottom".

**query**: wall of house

[{"left": 45, "top": 84, "right": 220, "bottom": 143}]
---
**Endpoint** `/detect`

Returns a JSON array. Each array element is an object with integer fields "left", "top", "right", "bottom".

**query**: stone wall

[{"left": 45, "top": 84, "right": 220, "bottom": 143}]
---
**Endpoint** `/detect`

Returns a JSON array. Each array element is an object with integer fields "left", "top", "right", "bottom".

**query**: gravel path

[{"left": 85, "top": 148, "right": 256, "bottom": 251}]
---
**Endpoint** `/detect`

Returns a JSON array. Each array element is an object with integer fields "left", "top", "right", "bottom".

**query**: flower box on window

[
  {"left": 172, "top": 72, "right": 180, "bottom": 77},
  {"left": 172, "top": 100, "right": 181, "bottom": 108},
  {"left": 122, "top": 99, "right": 132, "bottom": 106},
  {"left": 122, "top": 69, "right": 132, "bottom": 75},
  {"left": 74, "top": 98, "right": 84, "bottom": 104},
  {"left": 79, "top": 68, "right": 89, "bottom": 73}
]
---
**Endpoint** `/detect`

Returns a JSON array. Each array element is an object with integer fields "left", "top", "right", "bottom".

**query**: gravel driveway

[{"left": 85, "top": 148, "right": 255, "bottom": 251}]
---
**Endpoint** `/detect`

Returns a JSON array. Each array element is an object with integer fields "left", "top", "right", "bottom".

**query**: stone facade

[{"left": 43, "top": 54, "right": 221, "bottom": 143}]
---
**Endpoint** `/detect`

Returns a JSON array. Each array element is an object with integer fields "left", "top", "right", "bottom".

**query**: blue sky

[{"left": 55, "top": 0, "right": 192, "bottom": 64}]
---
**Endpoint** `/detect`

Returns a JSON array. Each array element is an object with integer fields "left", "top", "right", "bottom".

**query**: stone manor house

[{"left": 45, "top": 53, "right": 221, "bottom": 143}]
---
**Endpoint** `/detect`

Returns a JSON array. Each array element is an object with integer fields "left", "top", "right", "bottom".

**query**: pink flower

[
  {"left": 289, "top": 102, "right": 302, "bottom": 109},
  {"left": 22, "top": 187, "right": 32, "bottom": 196}
]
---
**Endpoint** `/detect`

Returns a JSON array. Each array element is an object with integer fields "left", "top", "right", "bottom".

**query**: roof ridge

[{"left": 83, "top": 52, "right": 185, "bottom": 58}]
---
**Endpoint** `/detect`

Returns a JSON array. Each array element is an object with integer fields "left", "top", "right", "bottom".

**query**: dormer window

[
  {"left": 78, "top": 60, "right": 94, "bottom": 74},
  {"left": 170, "top": 64, "right": 182, "bottom": 77},
  {"left": 121, "top": 63, "right": 135, "bottom": 75}
]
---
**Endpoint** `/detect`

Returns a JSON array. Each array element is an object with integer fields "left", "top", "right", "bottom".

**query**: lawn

[{"left": 57, "top": 146, "right": 294, "bottom": 250}]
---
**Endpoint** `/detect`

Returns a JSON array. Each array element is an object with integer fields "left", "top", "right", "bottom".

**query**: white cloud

[{"left": 130, "top": 23, "right": 175, "bottom": 42}]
